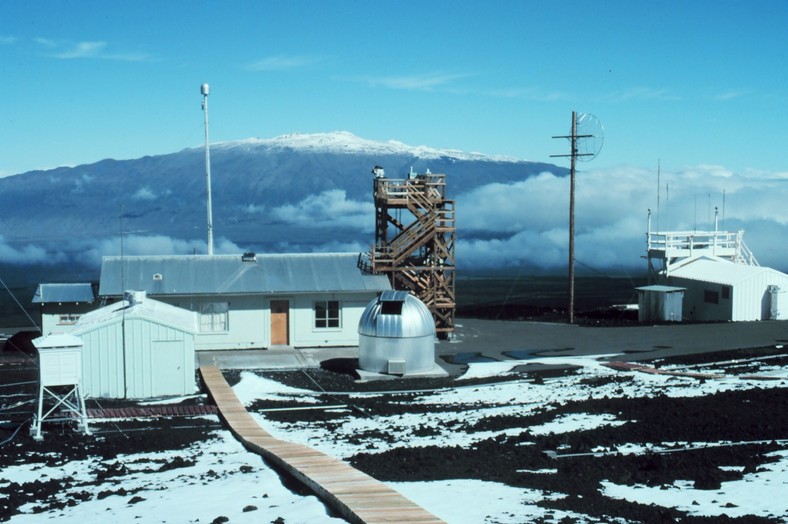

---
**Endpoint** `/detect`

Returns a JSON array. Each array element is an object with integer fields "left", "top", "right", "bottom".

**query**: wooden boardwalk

[{"left": 200, "top": 366, "right": 445, "bottom": 524}]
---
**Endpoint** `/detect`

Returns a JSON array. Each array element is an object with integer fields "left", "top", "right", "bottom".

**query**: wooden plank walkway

[{"left": 200, "top": 366, "right": 445, "bottom": 524}]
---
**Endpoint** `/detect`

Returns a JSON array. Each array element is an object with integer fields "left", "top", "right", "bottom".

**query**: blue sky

[{"left": 2, "top": 0, "right": 787, "bottom": 177}]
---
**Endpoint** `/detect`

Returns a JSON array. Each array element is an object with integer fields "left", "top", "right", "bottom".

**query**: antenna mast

[{"left": 201, "top": 83, "right": 214, "bottom": 256}]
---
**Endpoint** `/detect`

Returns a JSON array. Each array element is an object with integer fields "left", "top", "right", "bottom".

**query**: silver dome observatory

[{"left": 358, "top": 290, "right": 436, "bottom": 375}]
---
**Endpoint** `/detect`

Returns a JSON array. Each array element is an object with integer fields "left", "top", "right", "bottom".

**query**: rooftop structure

[{"left": 645, "top": 210, "right": 758, "bottom": 283}]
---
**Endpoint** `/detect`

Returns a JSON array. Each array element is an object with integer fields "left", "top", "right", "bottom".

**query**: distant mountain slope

[{"left": 0, "top": 131, "right": 566, "bottom": 251}]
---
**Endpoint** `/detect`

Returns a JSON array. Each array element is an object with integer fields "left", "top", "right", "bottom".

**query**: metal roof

[
  {"left": 33, "top": 283, "right": 95, "bottom": 304},
  {"left": 32, "top": 333, "right": 83, "bottom": 349},
  {"left": 74, "top": 293, "right": 197, "bottom": 333},
  {"left": 99, "top": 253, "right": 392, "bottom": 296},
  {"left": 669, "top": 258, "right": 780, "bottom": 286},
  {"left": 636, "top": 285, "right": 686, "bottom": 293}
]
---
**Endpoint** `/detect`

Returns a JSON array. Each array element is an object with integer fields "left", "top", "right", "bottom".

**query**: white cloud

[
  {"left": 362, "top": 72, "right": 469, "bottom": 91},
  {"left": 0, "top": 235, "right": 65, "bottom": 265},
  {"left": 486, "top": 86, "right": 572, "bottom": 102},
  {"left": 56, "top": 41, "right": 106, "bottom": 58},
  {"left": 713, "top": 90, "right": 749, "bottom": 101},
  {"left": 36, "top": 38, "right": 149, "bottom": 61},
  {"left": 247, "top": 55, "right": 320, "bottom": 71},
  {"left": 270, "top": 189, "right": 373, "bottom": 230},
  {"left": 81, "top": 235, "right": 241, "bottom": 266},
  {"left": 132, "top": 187, "right": 157, "bottom": 200},
  {"left": 606, "top": 87, "right": 681, "bottom": 102}
]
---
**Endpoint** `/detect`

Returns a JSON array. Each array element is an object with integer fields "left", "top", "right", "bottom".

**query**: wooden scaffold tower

[{"left": 359, "top": 167, "right": 456, "bottom": 339}]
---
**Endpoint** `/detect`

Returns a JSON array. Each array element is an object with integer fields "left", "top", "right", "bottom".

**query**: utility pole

[{"left": 552, "top": 111, "right": 597, "bottom": 324}]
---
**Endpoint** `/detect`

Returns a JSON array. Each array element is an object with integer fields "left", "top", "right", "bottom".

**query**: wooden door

[{"left": 270, "top": 300, "right": 289, "bottom": 346}]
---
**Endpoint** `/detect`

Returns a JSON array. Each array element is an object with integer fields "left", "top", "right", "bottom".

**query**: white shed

[
  {"left": 667, "top": 257, "right": 788, "bottom": 321},
  {"left": 636, "top": 285, "right": 685, "bottom": 323},
  {"left": 73, "top": 291, "right": 198, "bottom": 399}
]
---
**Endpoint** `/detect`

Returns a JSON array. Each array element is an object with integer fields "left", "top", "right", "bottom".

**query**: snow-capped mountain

[
  {"left": 0, "top": 131, "right": 566, "bottom": 265},
  {"left": 215, "top": 131, "right": 521, "bottom": 163}
]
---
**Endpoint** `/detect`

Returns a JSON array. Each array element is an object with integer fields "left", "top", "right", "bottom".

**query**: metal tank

[{"left": 358, "top": 290, "right": 435, "bottom": 375}]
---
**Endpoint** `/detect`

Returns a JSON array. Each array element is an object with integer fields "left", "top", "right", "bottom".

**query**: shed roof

[
  {"left": 99, "top": 253, "right": 391, "bottom": 296},
  {"left": 669, "top": 258, "right": 785, "bottom": 286},
  {"left": 32, "top": 333, "right": 83, "bottom": 350},
  {"left": 636, "top": 285, "right": 686, "bottom": 293},
  {"left": 74, "top": 294, "right": 197, "bottom": 334},
  {"left": 33, "top": 283, "right": 95, "bottom": 304}
]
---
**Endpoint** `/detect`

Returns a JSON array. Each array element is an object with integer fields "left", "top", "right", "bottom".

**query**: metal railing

[{"left": 647, "top": 230, "right": 759, "bottom": 266}]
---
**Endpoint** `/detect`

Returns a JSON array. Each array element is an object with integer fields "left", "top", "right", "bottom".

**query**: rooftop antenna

[
  {"left": 552, "top": 111, "right": 604, "bottom": 324},
  {"left": 201, "top": 83, "right": 214, "bottom": 256}
]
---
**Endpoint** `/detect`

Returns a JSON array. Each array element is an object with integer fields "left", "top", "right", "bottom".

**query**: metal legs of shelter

[{"left": 32, "top": 383, "right": 91, "bottom": 441}]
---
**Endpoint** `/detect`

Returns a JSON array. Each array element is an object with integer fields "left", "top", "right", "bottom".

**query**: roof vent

[
  {"left": 152, "top": 273, "right": 163, "bottom": 281},
  {"left": 242, "top": 252, "right": 257, "bottom": 262}
]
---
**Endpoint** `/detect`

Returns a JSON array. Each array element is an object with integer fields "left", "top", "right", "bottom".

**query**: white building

[
  {"left": 98, "top": 252, "right": 392, "bottom": 350},
  {"left": 666, "top": 256, "right": 788, "bottom": 321},
  {"left": 33, "top": 283, "right": 96, "bottom": 335},
  {"left": 72, "top": 291, "right": 198, "bottom": 399},
  {"left": 645, "top": 224, "right": 788, "bottom": 322}
]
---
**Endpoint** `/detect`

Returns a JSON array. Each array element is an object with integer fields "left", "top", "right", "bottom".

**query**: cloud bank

[
  {"left": 2, "top": 165, "right": 786, "bottom": 275},
  {"left": 457, "top": 164, "right": 788, "bottom": 272},
  {"left": 252, "top": 165, "right": 788, "bottom": 274}
]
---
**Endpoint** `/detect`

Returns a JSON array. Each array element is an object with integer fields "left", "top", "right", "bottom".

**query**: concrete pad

[{"left": 356, "top": 363, "right": 449, "bottom": 382}]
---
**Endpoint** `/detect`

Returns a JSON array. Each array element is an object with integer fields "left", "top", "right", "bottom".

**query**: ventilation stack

[{"left": 360, "top": 167, "right": 456, "bottom": 339}]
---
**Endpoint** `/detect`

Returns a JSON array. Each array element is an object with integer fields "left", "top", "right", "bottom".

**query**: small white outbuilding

[
  {"left": 636, "top": 285, "right": 686, "bottom": 323},
  {"left": 73, "top": 291, "right": 198, "bottom": 399}
]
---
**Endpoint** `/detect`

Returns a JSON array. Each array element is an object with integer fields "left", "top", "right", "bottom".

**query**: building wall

[
  {"left": 670, "top": 270, "right": 788, "bottom": 321},
  {"left": 40, "top": 303, "right": 96, "bottom": 336},
  {"left": 289, "top": 293, "right": 374, "bottom": 348},
  {"left": 76, "top": 320, "right": 125, "bottom": 398},
  {"left": 671, "top": 278, "right": 734, "bottom": 321},
  {"left": 167, "top": 294, "right": 264, "bottom": 351},
  {"left": 161, "top": 291, "right": 378, "bottom": 350}
]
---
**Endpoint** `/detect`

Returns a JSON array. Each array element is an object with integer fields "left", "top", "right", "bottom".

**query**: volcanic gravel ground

[
  {"left": 0, "top": 354, "right": 226, "bottom": 521},
  {"left": 242, "top": 349, "right": 788, "bottom": 523},
  {"left": 2, "top": 346, "right": 788, "bottom": 523}
]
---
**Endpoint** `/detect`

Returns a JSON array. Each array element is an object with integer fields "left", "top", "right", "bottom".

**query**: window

[
  {"left": 704, "top": 290, "right": 719, "bottom": 305},
  {"left": 315, "top": 300, "right": 340, "bottom": 329},
  {"left": 722, "top": 286, "right": 731, "bottom": 300},
  {"left": 199, "top": 302, "right": 229, "bottom": 332},
  {"left": 58, "top": 314, "right": 80, "bottom": 325}
]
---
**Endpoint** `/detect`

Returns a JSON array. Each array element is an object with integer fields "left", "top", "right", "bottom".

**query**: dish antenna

[{"left": 551, "top": 111, "right": 604, "bottom": 324}]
